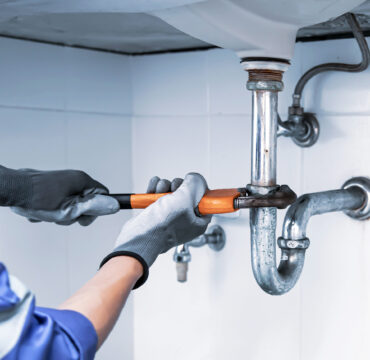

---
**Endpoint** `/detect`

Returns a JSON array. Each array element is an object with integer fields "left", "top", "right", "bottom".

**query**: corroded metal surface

[
  {"left": 248, "top": 69, "right": 283, "bottom": 82},
  {"left": 236, "top": 185, "right": 297, "bottom": 210}
]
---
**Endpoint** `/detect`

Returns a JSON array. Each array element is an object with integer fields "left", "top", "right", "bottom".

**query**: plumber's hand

[
  {"left": 10, "top": 169, "right": 119, "bottom": 226},
  {"left": 100, "top": 172, "right": 212, "bottom": 288}
]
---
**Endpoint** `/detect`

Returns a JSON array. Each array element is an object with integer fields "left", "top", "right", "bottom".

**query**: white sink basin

[{"left": 152, "top": 0, "right": 366, "bottom": 60}]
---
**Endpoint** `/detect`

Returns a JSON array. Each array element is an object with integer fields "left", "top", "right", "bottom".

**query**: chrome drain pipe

[
  {"left": 242, "top": 59, "right": 370, "bottom": 295},
  {"left": 243, "top": 59, "right": 296, "bottom": 295}
]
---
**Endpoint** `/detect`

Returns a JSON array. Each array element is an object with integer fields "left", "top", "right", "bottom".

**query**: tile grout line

[
  {"left": 205, "top": 52, "right": 212, "bottom": 181},
  {"left": 64, "top": 113, "right": 74, "bottom": 298},
  {"left": 0, "top": 103, "right": 368, "bottom": 119},
  {"left": 62, "top": 47, "right": 73, "bottom": 298},
  {"left": 298, "top": 46, "right": 304, "bottom": 360},
  {"left": 63, "top": 47, "right": 72, "bottom": 298},
  {"left": 205, "top": 51, "right": 214, "bottom": 356},
  {"left": 299, "top": 147, "right": 305, "bottom": 360},
  {"left": 129, "top": 112, "right": 370, "bottom": 118},
  {"left": 0, "top": 104, "right": 132, "bottom": 118},
  {"left": 129, "top": 55, "right": 137, "bottom": 360}
]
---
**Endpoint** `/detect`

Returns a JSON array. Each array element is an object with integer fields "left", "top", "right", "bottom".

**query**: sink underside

[
  {"left": 0, "top": 1, "right": 368, "bottom": 55},
  {"left": 153, "top": 0, "right": 366, "bottom": 59}
]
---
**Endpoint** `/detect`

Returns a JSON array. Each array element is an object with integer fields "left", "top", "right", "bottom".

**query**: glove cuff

[
  {"left": 99, "top": 251, "right": 149, "bottom": 289},
  {"left": 0, "top": 166, "right": 33, "bottom": 207}
]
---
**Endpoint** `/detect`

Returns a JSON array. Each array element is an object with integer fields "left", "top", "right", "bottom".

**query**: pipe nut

[
  {"left": 277, "top": 237, "right": 310, "bottom": 250},
  {"left": 246, "top": 184, "right": 278, "bottom": 196},
  {"left": 247, "top": 80, "right": 283, "bottom": 91},
  {"left": 342, "top": 177, "right": 370, "bottom": 220}
]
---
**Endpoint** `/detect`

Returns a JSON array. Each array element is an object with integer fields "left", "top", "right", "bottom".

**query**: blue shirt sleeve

[{"left": 0, "top": 263, "right": 98, "bottom": 359}]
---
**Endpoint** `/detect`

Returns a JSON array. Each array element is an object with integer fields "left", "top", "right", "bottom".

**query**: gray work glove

[
  {"left": 10, "top": 169, "right": 119, "bottom": 226},
  {"left": 100, "top": 172, "right": 212, "bottom": 288}
]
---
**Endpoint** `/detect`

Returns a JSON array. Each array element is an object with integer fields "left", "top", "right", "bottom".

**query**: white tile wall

[
  {"left": 0, "top": 108, "right": 68, "bottom": 306},
  {"left": 300, "top": 114, "right": 370, "bottom": 360},
  {"left": 131, "top": 51, "right": 208, "bottom": 116},
  {"left": 131, "top": 115, "right": 209, "bottom": 190},
  {"left": 206, "top": 50, "right": 250, "bottom": 115},
  {"left": 0, "top": 38, "right": 67, "bottom": 110},
  {"left": 1, "top": 33, "right": 369, "bottom": 360},
  {"left": 302, "top": 38, "right": 370, "bottom": 115},
  {"left": 65, "top": 112, "right": 133, "bottom": 293},
  {"left": 132, "top": 112, "right": 212, "bottom": 360},
  {"left": 65, "top": 47, "right": 132, "bottom": 115},
  {"left": 0, "top": 38, "right": 133, "bottom": 360},
  {"left": 131, "top": 39, "right": 370, "bottom": 360}
]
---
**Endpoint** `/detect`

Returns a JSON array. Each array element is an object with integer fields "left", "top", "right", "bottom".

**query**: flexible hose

[{"left": 293, "top": 13, "right": 370, "bottom": 106}]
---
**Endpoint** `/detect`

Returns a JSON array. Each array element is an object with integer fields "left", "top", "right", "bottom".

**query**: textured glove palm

[{"left": 101, "top": 173, "right": 212, "bottom": 288}]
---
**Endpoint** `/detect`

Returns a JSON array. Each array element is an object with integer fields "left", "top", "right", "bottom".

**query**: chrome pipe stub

[
  {"left": 206, "top": 225, "right": 226, "bottom": 251},
  {"left": 342, "top": 176, "right": 370, "bottom": 220}
]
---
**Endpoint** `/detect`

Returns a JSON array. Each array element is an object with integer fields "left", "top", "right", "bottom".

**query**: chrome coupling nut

[
  {"left": 277, "top": 237, "right": 310, "bottom": 250},
  {"left": 342, "top": 177, "right": 370, "bottom": 220}
]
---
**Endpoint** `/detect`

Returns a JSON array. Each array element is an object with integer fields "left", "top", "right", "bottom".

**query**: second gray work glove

[
  {"left": 100, "top": 172, "right": 212, "bottom": 288},
  {"left": 9, "top": 168, "right": 119, "bottom": 226}
]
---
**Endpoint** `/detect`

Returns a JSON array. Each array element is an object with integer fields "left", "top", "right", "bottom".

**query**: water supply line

[
  {"left": 278, "top": 13, "right": 370, "bottom": 147},
  {"left": 241, "top": 59, "right": 370, "bottom": 295},
  {"left": 292, "top": 13, "right": 369, "bottom": 109}
]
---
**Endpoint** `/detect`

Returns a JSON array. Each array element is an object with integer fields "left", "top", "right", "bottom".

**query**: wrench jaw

[{"left": 235, "top": 184, "right": 297, "bottom": 210}]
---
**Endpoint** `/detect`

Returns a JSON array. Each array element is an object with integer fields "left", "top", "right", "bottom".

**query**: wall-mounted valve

[
  {"left": 173, "top": 225, "right": 226, "bottom": 282},
  {"left": 278, "top": 112, "right": 320, "bottom": 148},
  {"left": 278, "top": 13, "right": 369, "bottom": 148}
]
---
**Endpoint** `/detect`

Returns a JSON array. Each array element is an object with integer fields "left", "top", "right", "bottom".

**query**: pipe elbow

[
  {"left": 282, "top": 187, "right": 366, "bottom": 242},
  {"left": 282, "top": 193, "right": 315, "bottom": 240},
  {"left": 252, "top": 248, "right": 306, "bottom": 295},
  {"left": 250, "top": 207, "right": 306, "bottom": 295},
  {"left": 250, "top": 186, "right": 365, "bottom": 296}
]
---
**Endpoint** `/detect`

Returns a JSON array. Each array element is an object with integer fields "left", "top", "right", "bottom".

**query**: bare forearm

[{"left": 59, "top": 256, "right": 143, "bottom": 348}]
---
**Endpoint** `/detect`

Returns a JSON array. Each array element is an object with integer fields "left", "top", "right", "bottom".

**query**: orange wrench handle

[{"left": 110, "top": 189, "right": 241, "bottom": 215}]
